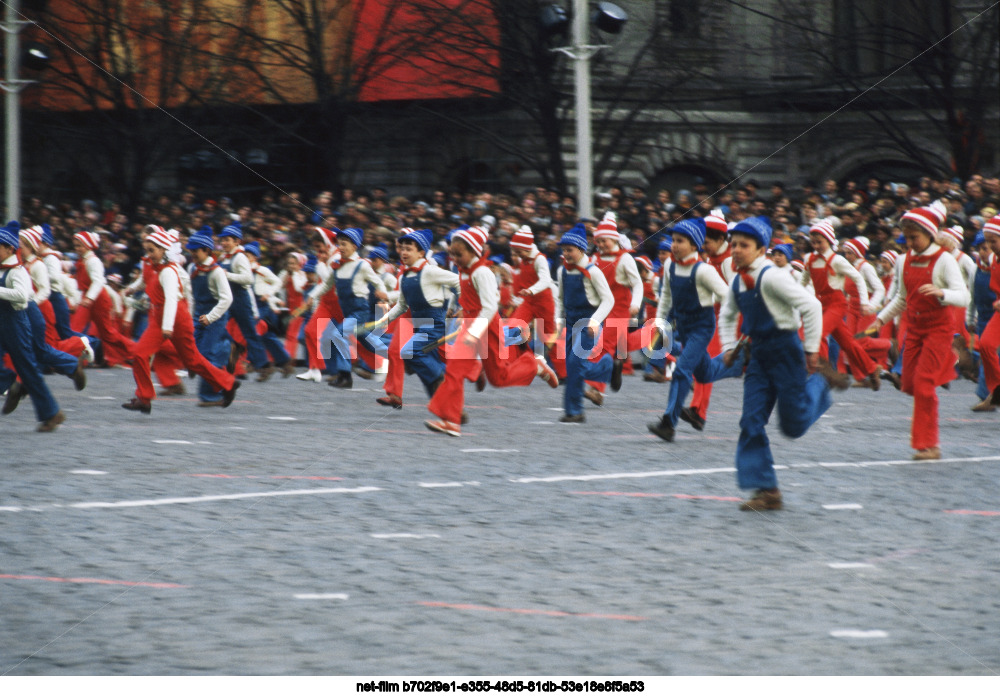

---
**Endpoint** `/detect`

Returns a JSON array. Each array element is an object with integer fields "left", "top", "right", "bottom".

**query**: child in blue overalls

[
  {"left": 557, "top": 225, "right": 615, "bottom": 423},
  {"left": 217, "top": 223, "right": 272, "bottom": 378},
  {"left": 719, "top": 217, "right": 840, "bottom": 510},
  {"left": 244, "top": 241, "right": 293, "bottom": 379},
  {"left": 970, "top": 230, "right": 997, "bottom": 411},
  {"left": 186, "top": 230, "right": 234, "bottom": 406},
  {"left": 328, "top": 227, "right": 388, "bottom": 389},
  {"left": 0, "top": 223, "right": 64, "bottom": 431},
  {"left": 648, "top": 218, "right": 742, "bottom": 442},
  {"left": 372, "top": 229, "right": 459, "bottom": 406}
]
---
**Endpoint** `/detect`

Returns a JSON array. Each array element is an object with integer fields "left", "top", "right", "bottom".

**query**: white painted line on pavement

[
  {"left": 461, "top": 448, "right": 518, "bottom": 453},
  {"left": 0, "top": 506, "right": 22, "bottom": 512},
  {"left": 830, "top": 629, "right": 888, "bottom": 639},
  {"left": 823, "top": 504, "right": 863, "bottom": 510},
  {"left": 295, "top": 593, "right": 349, "bottom": 600},
  {"left": 419, "top": 482, "right": 463, "bottom": 488},
  {"left": 152, "top": 440, "right": 193, "bottom": 445},
  {"left": 512, "top": 455, "right": 1000, "bottom": 485},
  {"left": 512, "top": 467, "right": 736, "bottom": 484},
  {"left": 530, "top": 421, "right": 555, "bottom": 425},
  {"left": 230, "top": 427, "right": 246, "bottom": 430},
  {"left": 68, "top": 486, "right": 382, "bottom": 510},
  {"left": 71, "top": 470, "right": 108, "bottom": 475},
  {"left": 267, "top": 416, "right": 298, "bottom": 421},
  {"left": 371, "top": 533, "right": 442, "bottom": 539},
  {"left": 88, "top": 396, "right": 114, "bottom": 400},
  {"left": 828, "top": 562, "right": 875, "bottom": 569}
]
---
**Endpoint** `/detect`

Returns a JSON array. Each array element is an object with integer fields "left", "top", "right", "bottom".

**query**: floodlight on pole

[
  {"left": 550, "top": 1, "right": 626, "bottom": 220},
  {"left": 2, "top": 0, "right": 49, "bottom": 221}
]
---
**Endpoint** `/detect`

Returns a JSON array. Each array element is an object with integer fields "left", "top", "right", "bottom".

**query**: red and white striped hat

[
  {"left": 704, "top": 211, "right": 728, "bottom": 235},
  {"left": 315, "top": 227, "right": 337, "bottom": 248},
  {"left": 901, "top": 200, "right": 946, "bottom": 236},
  {"left": 510, "top": 225, "right": 535, "bottom": 250},
  {"left": 73, "top": 230, "right": 101, "bottom": 251},
  {"left": 808, "top": 220, "right": 837, "bottom": 246},
  {"left": 983, "top": 215, "right": 1000, "bottom": 238},
  {"left": 790, "top": 259, "right": 805, "bottom": 273},
  {"left": 594, "top": 212, "right": 618, "bottom": 240},
  {"left": 634, "top": 255, "right": 653, "bottom": 273},
  {"left": 941, "top": 225, "right": 964, "bottom": 246},
  {"left": 145, "top": 225, "right": 177, "bottom": 250},
  {"left": 880, "top": 249, "right": 900, "bottom": 266},
  {"left": 291, "top": 252, "right": 307, "bottom": 267},
  {"left": 842, "top": 236, "right": 869, "bottom": 258},
  {"left": 19, "top": 226, "right": 43, "bottom": 252},
  {"left": 453, "top": 225, "right": 489, "bottom": 257}
]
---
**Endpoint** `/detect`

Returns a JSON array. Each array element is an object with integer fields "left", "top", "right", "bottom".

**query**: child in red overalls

[
  {"left": 871, "top": 203, "right": 970, "bottom": 460},
  {"left": 973, "top": 215, "right": 1000, "bottom": 411},
  {"left": 121, "top": 227, "right": 239, "bottom": 414},
  {"left": 425, "top": 227, "right": 557, "bottom": 437}
]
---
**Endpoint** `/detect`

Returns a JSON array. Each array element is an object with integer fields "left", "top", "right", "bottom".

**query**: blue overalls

[
  {"left": 219, "top": 252, "right": 269, "bottom": 369},
  {"left": 328, "top": 261, "right": 372, "bottom": 376},
  {"left": 191, "top": 265, "right": 231, "bottom": 403},
  {"left": 398, "top": 268, "right": 447, "bottom": 392},
  {"left": 733, "top": 266, "right": 832, "bottom": 490},
  {"left": 0, "top": 265, "right": 59, "bottom": 422},
  {"left": 562, "top": 266, "right": 613, "bottom": 417},
  {"left": 644, "top": 272, "right": 675, "bottom": 375},
  {"left": 26, "top": 301, "right": 79, "bottom": 378},
  {"left": 253, "top": 275, "right": 291, "bottom": 368},
  {"left": 972, "top": 263, "right": 996, "bottom": 400},
  {"left": 662, "top": 262, "right": 741, "bottom": 425}
]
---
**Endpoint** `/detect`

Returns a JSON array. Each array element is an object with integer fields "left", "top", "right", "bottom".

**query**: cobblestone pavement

[{"left": 1, "top": 365, "right": 998, "bottom": 675}]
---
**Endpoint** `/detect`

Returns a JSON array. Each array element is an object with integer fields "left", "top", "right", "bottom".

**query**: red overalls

[
  {"left": 25, "top": 257, "right": 87, "bottom": 357},
  {"left": 283, "top": 271, "right": 306, "bottom": 361},
  {"left": 900, "top": 248, "right": 954, "bottom": 450},
  {"left": 977, "top": 256, "right": 1000, "bottom": 394},
  {"left": 510, "top": 253, "right": 556, "bottom": 344},
  {"left": 427, "top": 257, "right": 537, "bottom": 426},
  {"left": 689, "top": 248, "right": 732, "bottom": 419},
  {"left": 845, "top": 261, "right": 891, "bottom": 370},
  {"left": 71, "top": 254, "right": 134, "bottom": 357},
  {"left": 808, "top": 252, "right": 878, "bottom": 379},
  {"left": 131, "top": 260, "right": 235, "bottom": 402},
  {"left": 303, "top": 264, "right": 345, "bottom": 372}
]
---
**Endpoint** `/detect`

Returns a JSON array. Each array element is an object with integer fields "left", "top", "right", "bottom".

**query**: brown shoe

[
  {"left": 280, "top": 362, "right": 296, "bottom": 378},
  {"left": 954, "top": 335, "right": 977, "bottom": 381},
  {"left": 121, "top": 398, "right": 152, "bottom": 414},
  {"left": 817, "top": 359, "right": 850, "bottom": 391},
  {"left": 197, "top": 400, "right": 224, "bottom": 407},
  {"left": 971, "top": 397, "right": 997, "bottom": 413},
  {"left": 226, "top": 343, "right": 246, "bottom": 374},
  {"left": 739, "top": 488, "right": 783, "bottom": 511},
  {"left": 887, "top": 339, "right": 899, "bottom": 366},
  {"left": 643, "top": 370, "right": 667, "bottom": 383},
  {"left": 158, "top": 383, "right": 185, "bottom": 396},
  {"left": 559, "top": 413, "right": 585, "bottom": 423},
  {"left": 36, "top": 410, "right": 66, "bottom": 433},
  {"left": 475, "top": 369, "right": 487, "bottom": 392},
  {"left": 912, "top": 447, "right": 941, "bottom": 461},
  {"left": 882, "top": 370, "right": 902, "bottom": 391},
  {"left": 584, "top": 386, "right": 604, "bottom": 407},
  {"left": 72, "top": 356, "right": 87, "bottom": 392},
  {"left": 868, "top": 370, "right": 880, "bottom": 391},
  {"left": 460, "top": 410, "right": 469, "bottom": 425},
  {"left": 256, "top": 364, "right": 276, "bottom": 382},
  {"left": 376, "top": 394, "right": 403, "bottom": 409}
]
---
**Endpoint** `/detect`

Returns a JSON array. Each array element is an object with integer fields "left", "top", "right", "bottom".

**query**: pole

[
  {"left": 573, "top": 0, "right": 593, "bottom": 219},
  {"left": 3, "top": 0, "right": 22, "bottom": 221}
]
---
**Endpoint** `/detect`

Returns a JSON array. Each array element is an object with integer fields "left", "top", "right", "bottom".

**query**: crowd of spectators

[{"left": 15, "top": 172, "right": 1000, "bottom": 278}]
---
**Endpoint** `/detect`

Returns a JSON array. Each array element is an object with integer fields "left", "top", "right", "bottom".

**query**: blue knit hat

[
  {"left": 0, "top": 221, "right": 19, "bottom": 248},
  {"left": 418, "top": 229, "right": 434, "bottom": 251},
  {"left": 368, "top": 243, "right": 389, "bottom": 261},
  {"left": 672, "top": 218, "right": 706, "bottom": 251},
  {"left": 731, "top": 217, "right": 773, "bottom": 249},
  {"left": 219, "top": 222, "right": 242, "bottom": 240},
  {"left": 243, "top": 241, "right": 261, "bottom": 257},
  {"left": 185, "top": 230, "right": 214, "bottom": 251},
  {"left": 399, "top": 228, "right": 430, "bottom": 253},
  {"left": 41, "top": 223, "right": 54, "bottom": 246},
  {"left": 559, "top": 224, "right": 589, "bottom": 251},
  {"left": 973, "top": 231, "right": 986, "bottom": 247},
  {"left": 303, "top": 255, "right": 318, "bottom": 274},
  {"left": 488, "top": 254, "right": 505, "bottom": 265},
  {"left": 771, "top": 243, "right": 793, "bottom": 260},
  {"left": 657, "top": 236, "right": 673, "bottom": 251},
  {"left": 446, "top": 225, "right": 469, "bottom": 243},
  {"left": 340, "top": 227, "right": 363, "bottom": 249}
]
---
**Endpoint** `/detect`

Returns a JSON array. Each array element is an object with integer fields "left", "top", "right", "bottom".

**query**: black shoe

[
  {"left": 881, "top": 370, "right": 902, "bottom": 391},
  {"left": 121, "top": 398, "right": 152, "bottom": 414},
  {"left": 460, "top": 410, "right": 469, "bottom": 425},
  {"left": 559, "top": 413, "right": 585, "bottom": 423},
  {"left": 475, "top": 369, "right": 487, "bottom": 392},
  {"left": 2, "top": 381, "right": 26, "bottom": 415},
  {"left": 679, "top": 406, "right": 705, "bottom": 431},
  {"left": 992, "top": 384, "right": 1000, "bottom": 406},
  {"left": 221, "top": 380, "right": 240, "bottom": 408},
  {"left": 330, "top": 373, "right": 353, "bottom": 389},
  {"left": 647, "top": 415, "right": 675, "bottom": 442},
  {"left": 610, "top": 359, "right": 624, "bottom": 392},
  {"left": 352, "top": 365, "right": 375, "bottom": 380}
]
